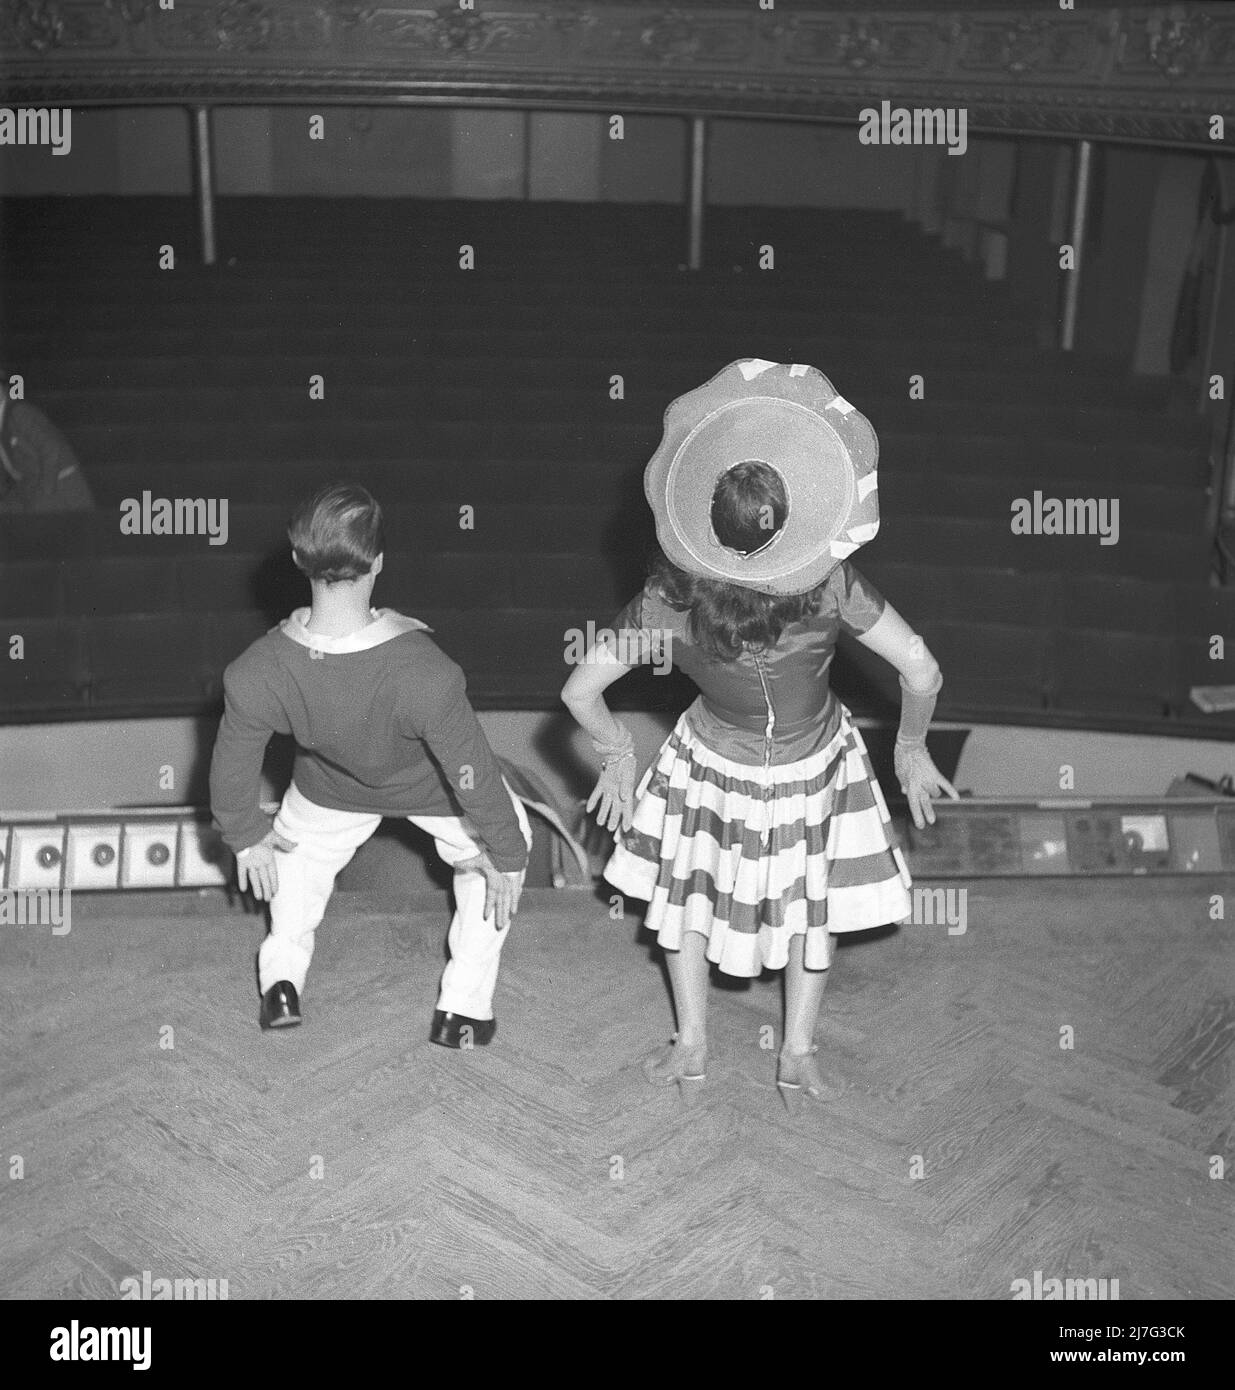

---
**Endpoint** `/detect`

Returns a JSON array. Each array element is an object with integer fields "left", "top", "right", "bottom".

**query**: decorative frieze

[{"left": 0, "top": 2, "right": 1232, "bottom": 150}]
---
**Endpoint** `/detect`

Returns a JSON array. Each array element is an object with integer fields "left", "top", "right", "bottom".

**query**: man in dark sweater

[{"left": 209, "top": 482, "right": 530, "bottom": 1042}]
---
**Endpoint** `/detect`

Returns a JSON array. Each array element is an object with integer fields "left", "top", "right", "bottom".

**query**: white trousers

[{"left": 259, "top": 780, "right": 533, "bottom": 1019}]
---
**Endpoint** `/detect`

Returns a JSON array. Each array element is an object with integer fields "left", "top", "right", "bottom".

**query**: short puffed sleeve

[
  {"left": 604, "top": 583, "right": 674, "bottom": 667},
  {"left": 828, "top": 561, "right": 887, "bottom": 636}
]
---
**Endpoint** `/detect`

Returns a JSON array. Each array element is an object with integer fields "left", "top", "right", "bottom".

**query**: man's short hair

[{"left": 288, "top": 482, "right": 384, "bottom": 583}]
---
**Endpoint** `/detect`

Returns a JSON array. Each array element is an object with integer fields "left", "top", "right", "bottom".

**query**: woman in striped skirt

[{"left": 561, "top": 360, "right": 958, "bottom": 1110}]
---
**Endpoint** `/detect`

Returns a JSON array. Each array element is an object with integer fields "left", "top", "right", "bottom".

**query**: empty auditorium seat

[
  {"left": 382, "top": 551, "right": 509, "bottom": 610},
  {"left": 0, "top": 510, "right": 97, "bottom": 563},
  {"left": 177, "top": 553, "right": 259, "bottom": 612},
  {"left": 0, "top": 561, "right": 61, "bottom": 619},
  {"left": 861, "top": 563, "right": 1061, "bottom": 628},
  {"left": 878, "top": 519, "right": 1015, "bottom": 571},
  {"left": 1047, "top": 629, "right": 1175, "bottom": 719},
  {"left": 855, "top": 562, "right": 949, "bottom": 618},
  {"left": 919, "top": 621, "right": 1051, "bottom": 714},
  {"left": 0, "top": 618, "right": 88, "bottom": 711},
  {"left": 61, "top": 557, "right": 179, "bottom": 616},
  {"left": 504, "top": 555, "right": 632, "bottom": 612},
  {"left": 1171, "top": 583, "right": 1235, "bottom": 638},
  {"left": 220, "top": 505, "right": 292, "bottom": 552},
  {"left": 880, "top": 472, "right": 1205, "bottom": 536},
  {"left": 86, "top": 615, "right": 211, "bottom": 709},
  {"left": 420, "top": 609, "right": 587, "bottom": 706},
  {"left": 1, "top": 195, "right": 1216, "bottom": 730},
  {"left": 1058, "top": 576, "right": 1175, "bottom": 634},
  {"left": 177, "top": 551, "right": 303, "bottom": 616},
  {"left": 1112, "top": 530, "right": 1209, "bottom": 584},
  {"left": 383, "top": 503, "right": 626, "bottom": 556}
]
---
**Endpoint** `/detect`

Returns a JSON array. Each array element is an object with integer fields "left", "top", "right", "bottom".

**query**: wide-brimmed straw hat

[{"left": 644, "top": 358, "right": 880, "bottom": 596}]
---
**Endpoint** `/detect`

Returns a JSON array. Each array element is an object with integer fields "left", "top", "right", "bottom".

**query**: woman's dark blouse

[{"left": 609, "top": 560, "right": 887, "bottom": 766}]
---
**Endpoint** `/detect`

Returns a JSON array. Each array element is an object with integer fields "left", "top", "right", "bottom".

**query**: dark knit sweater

[{"left": 209, "top": 608, "right": 528, "bottom": 872}]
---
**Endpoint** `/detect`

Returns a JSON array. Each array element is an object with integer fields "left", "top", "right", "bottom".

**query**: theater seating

[{"left": 0, "top": 195, "right": 1225, "bottom": 735}]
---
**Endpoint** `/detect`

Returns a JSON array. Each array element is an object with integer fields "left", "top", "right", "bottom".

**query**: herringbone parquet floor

[{"left": 1, "top": 879, "right": 1230, "bottom": 1300}]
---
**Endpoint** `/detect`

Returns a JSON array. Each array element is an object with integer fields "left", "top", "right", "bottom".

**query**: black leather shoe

[
  {"left": 260, "top": 981, "right": 302, "bottom": 1031},
  {"left": 430, "top": 1010, "right": 495, "bottom": 1049}
]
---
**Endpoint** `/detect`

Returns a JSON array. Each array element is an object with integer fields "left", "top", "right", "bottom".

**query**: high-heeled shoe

[
  {"left": 642, "top": 1034, "right": 707, "bottom": 1102},
  {"left": 776, "top": 1044, "right": 845, "bottom": 1114}
]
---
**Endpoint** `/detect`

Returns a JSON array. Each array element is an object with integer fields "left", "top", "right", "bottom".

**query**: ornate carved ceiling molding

[{"left": 1, "top": 2, "right": 1232, "bottom": 149}]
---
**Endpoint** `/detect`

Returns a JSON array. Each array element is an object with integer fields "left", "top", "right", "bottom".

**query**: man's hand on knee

[
  {"left": 455, "top": 850, "right": 523, "bottom": 930},
  {"left": 490, "top": 869, "right": 523, "bottom": 932},
  {"left": 236, "top": 829, "right": 297, "bottom": 901}
]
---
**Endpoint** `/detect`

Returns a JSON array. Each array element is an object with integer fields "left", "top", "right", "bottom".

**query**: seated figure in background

[{"left": 0, "top": 384, "right": 95, "bottom": 513}]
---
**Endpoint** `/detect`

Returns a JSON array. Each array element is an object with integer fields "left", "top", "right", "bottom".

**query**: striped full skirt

[{"left": 604, "top": 706, "right": 913, "bottom": 978}]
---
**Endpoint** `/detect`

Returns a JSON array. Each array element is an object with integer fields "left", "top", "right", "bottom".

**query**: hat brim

[{"left": 644, "top": 359, "right": 880, "bottom": 595}]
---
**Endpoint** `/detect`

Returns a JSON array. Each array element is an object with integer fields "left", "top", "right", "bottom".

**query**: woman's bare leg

[
  {"left": 778, "top": 933, "right": 843, "bottom": 1106},
  {"left": 782, "top": 931, "right": 831, "bottom": 1054},
  {"left": 666, "top": 930, "right": 709, "bottom": 1047},
  {"left": 644, "top": 931, "right": 710, "bottom": 1083}
]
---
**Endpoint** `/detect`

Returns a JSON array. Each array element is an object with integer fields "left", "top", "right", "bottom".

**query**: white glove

[
  {"left": 587, "top": 751, "right": 637, "bottom": 833},
  {"left": 894, "top": 740, "right": 960, "bottom": 830}
]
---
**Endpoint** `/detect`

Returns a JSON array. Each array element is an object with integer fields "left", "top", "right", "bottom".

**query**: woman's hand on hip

[{"left": 587, "top": 752, "right": 636, "bottom": 833}]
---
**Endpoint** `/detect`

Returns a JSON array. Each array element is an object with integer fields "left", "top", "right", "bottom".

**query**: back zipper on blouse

[
  {"left": 752, "top": 650, "right": 776, "bottom": 844},
  {"left": 752, "top": 650, "right": 776, "bottom": 768}
]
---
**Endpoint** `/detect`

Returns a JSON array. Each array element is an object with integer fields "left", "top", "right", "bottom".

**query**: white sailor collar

[{"left": 279, "top": 607, "right": 432, "bottom": 655}]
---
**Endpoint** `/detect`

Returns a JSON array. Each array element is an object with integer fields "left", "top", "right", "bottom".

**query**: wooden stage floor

[{"left": 1, "top": 879, "right": 1231, "bottom": 1300}]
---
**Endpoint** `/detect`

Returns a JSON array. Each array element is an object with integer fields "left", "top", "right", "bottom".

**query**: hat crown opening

[{"left": 710, "top": 458, "right": 788, "bottom": 558}]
